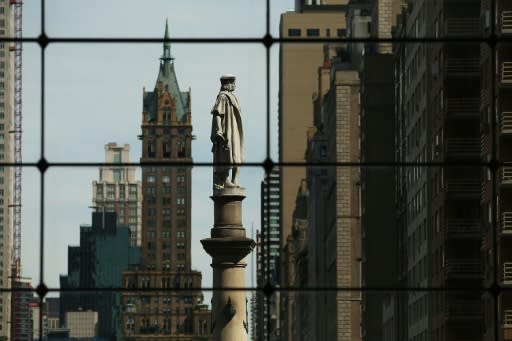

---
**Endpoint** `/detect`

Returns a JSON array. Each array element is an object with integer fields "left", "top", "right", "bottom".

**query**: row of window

[
  {"left": 146, "top": 241, "right": 185, "bottom": 250},
  {"left": 145, "top": 187, "right": 186, "bottom": 200},
  {"left": 96, "top": 183, "right": 138, "bottom": 200},
  {"left": 147, "top": 231, "right": 185, "bottom": 239},
  {"left": 140, "top": 263, "right": 185, "bottom": 271},
  {"left": 146, "top": 140, "right": 187, "bottom": 158},
  {"left": 146, "top": 209, "right": 185, "bottom": 218},
  {"left": 288, "top": 27, "right": 346, "bottom": 37}
]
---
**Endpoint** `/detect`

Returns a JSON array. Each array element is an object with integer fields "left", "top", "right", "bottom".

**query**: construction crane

[{"left": 9, "top": 0, "right": 22, "bottom": 281}]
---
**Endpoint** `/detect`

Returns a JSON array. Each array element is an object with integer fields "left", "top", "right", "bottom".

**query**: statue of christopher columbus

[{"left": 211, "top": 74, "right": 244, "bottom": 190}]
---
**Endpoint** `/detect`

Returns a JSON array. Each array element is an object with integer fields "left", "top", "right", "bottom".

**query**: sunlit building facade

[{"left": 92, "top": 143, "right": 142, "bottom": 247}]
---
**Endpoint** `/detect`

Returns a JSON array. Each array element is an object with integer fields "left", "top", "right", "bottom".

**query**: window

[
  {"left": 96, "top": 184, "right": 103, "bottom": 198},
  {"left": 147, "top": 142, "right": 155, "bottom": 157},
  {"left": 177, "top": 197, "right": 185, "bottom": 205},
  {"left": 288, "top": 28, "right": 301, "bottom": 37},
  {"left": 128, "top": 185, "right": 137, "bottom": 199},
  {"left": 119, "top": 185, "right": 125, "bottom": 199},
  {"left": 147, "top": 175, "right": 156, "bottom": 183},
  {"left": 113, "top": 151, "right": 121, "bottom": 163},
  {"left": 113, "top": 169, "right": 122, "bottom": 181},
  {"left": 306, "top": 28, "right": 320, "bottom": 37},
  {"left": 163, "top": 141, "right": 171, "bottom": 157},
  {"left": 177, "top": 140, "right": 186, "bottom": 157},
  {"left": 162, "top": 175, "right": 170, "bottom": 183},
  {"left": 107, "top": 184, "right": 115, "bottom": 199}
]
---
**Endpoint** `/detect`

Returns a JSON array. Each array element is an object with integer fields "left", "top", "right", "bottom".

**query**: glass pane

[
  {"left": 46, "top": 1, "right": 266, "bottom": 38},
  {"left": 23, "top": 43, "right": 42, "bottom": 163},
  {"left": 45, "top": 43, "right": 266, "bottom": 164},
  {"left": 273, "top": 1, "right": 488, "bottom": 40},
  {"left": 23, "top": 2, "right": 42, "bottom": 38}
]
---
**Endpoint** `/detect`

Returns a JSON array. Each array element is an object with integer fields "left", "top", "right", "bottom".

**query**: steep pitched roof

[{"left": 143, "top": 21, "right": 189, "bottom": 122}]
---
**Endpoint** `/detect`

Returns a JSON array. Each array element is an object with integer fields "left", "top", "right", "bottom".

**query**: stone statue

[{"left": 211, "top": 74, "right": 244, "bottom": 190}]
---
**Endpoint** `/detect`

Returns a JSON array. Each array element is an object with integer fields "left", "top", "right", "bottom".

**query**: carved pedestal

[{"left": 201, "top": 187, "right": 255, "bottom": 341}]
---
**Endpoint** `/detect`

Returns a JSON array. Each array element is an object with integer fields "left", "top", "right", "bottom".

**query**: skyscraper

[
  {"left": 481, "top": 1, "right": 512, "bottom": 340},
  {"left": 59, "top": 212, "right": 140, "bottom": 340},
  {"left": 92, "top": 143, "right": 142, "bottom": 247},
  {"left": 121, "top": 22, "right": 210, "bottom": 340},
  {"left": 278, "top": 4, "right": 347, "bottom": 340},
  {"left": 10, "top": 277, "right": 32, "bottom": 341},
  {"left": 279, "top": 0, "right": 347, "bottom": 250},
  {"left": 0, "top": 2, "right": 12, "bottom": 338},
  {"left": 394, "top": 1, "right": 482, "bottom": 339},
  {"left": 255, "top": 168, "right": 280, "bottom": 341}
]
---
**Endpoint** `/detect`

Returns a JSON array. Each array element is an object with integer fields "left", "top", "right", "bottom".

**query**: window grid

[{"left": 5, "top": 0, "right": 511, "bottom": 340}]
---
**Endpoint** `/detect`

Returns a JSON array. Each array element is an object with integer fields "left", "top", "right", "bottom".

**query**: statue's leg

[
  {"left": 214, "top": 166, "right": 230, "bottom": 189},
  {"left": 231, "top": 166, "right": 240, "bottom": 187}
]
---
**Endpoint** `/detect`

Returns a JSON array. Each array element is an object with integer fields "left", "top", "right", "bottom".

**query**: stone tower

[{"left": 121, "top": 21, "right": 211, "bottom": 340}]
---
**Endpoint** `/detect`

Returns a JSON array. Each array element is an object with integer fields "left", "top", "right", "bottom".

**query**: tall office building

[
  {"left": 355, "top": 1, "right": 403, "bottom": 340},
  {"left": 92, "top": 143, "right": 142, "bottom": 247},
  {"left": 10, "top": 277, "right": 32, "bottom": 341},
  {"left": 121, "top": 22, "right": 210, "bottom": 340},
  {"left": 0, "top": 2, "right": 12, "bottom": 338},
  {"left": 394, "top": 1, "right": 482, "bottom": 340},
  {"left": 59, "top": 212, "right": 140, "bottom": 340},
  {"left": 481, "top": 1, "right": 512, "bottom": 340},
  {"left": 286, "top": 47, "right": 362, "bottom": 341},
  {"left": 279, "top": 4, "right": 347, "bottom": 340},
  {"left": 279, "top": 0, "right": 347, "bottom": 250},
  {"left": 255, "top": 168, "right": 281, "bottom": 341}
]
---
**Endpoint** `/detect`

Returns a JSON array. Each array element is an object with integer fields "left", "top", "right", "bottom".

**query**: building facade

[
  {"left": 120, "top": 23, "right": 210, "bottom": 340},
  {"left": 0, "top": 2, "right": 12, "bottom": 338},
  {"left": 279, "top": 0, "right": 347, "bottom": 249},
  {"left": 279, "top": 4, "right": 348, "bottom": 340},
  {"left": 66, "top": 310, "right": 98, "bottom": 339},
  {"left": 92, "top": 143, "right": 142, "bottom": 247},
  {"left": 255, "top": 168, "right": 281, "bottom": 341},
  {"left": 393, "top": 1, "right": 483, "bottom": 339},
  {"left": 60, "top": 212, "right": 140, "bottom": 340},
  {"left": 482, "top": 1, "right": 512, "bottom": 340},
  {"left": 10, "top": 277, "right": 32, "bottom": 341}
]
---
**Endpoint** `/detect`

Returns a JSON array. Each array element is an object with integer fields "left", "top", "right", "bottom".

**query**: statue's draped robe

[{"left": 211, "top": 91, "right": 244, "bottom": 171}]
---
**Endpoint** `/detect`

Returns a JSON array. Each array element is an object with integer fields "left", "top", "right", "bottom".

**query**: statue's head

[{"left": 220, "top": 74, "right": 236, "bottom": 92}]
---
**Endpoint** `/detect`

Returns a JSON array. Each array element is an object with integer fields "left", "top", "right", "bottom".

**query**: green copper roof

[{"left": 143, "top": 21, "right": 189, "bottom": 122}]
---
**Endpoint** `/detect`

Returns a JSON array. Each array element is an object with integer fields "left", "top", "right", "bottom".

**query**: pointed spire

[{"left": 161, "top": 18, "right": 173, "bottom": 62}]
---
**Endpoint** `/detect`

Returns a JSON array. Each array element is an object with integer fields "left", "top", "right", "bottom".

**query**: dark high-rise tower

[{"left": 121, "top": 22, "right": 211, "bottom": 340}]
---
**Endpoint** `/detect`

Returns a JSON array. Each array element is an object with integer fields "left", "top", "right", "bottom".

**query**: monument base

[{"left": 201, "top": 187, "right": 255, "bottom": 341}]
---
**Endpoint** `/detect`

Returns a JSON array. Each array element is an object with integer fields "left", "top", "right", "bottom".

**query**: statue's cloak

[{"left": 211, "top": 91, "right": 244, "bottom": 164}]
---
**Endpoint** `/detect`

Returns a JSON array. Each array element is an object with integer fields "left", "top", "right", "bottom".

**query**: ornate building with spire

[{"left": 121, "top": 22, "right": 211, "bottom": 340}]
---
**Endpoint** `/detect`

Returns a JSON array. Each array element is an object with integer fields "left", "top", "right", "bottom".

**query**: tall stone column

[{"left": 201, "top": 187, "right": 255, "bottom": 341}]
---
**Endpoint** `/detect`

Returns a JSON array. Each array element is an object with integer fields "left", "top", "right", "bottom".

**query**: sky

[{"left": 21, "top": 0, "right": 295, "bottom": 299}]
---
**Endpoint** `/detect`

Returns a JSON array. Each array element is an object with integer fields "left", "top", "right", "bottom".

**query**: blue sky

[{"left": 21, "top": 0, "right": 295, "bottom": 297}]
